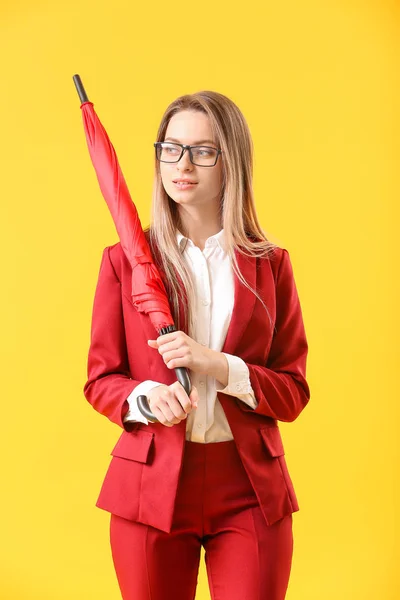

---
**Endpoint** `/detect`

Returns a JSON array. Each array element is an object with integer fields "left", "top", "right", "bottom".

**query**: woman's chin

[{"left": 169, "top": 192, "right": 198, "bottom": 203}]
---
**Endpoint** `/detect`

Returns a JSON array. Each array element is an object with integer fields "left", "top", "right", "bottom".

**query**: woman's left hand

[{"left": 148, "top": 330, "right": 213, "bottom": 374}]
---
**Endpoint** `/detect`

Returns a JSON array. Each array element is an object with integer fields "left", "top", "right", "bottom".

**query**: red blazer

[{"left": 83, "top": 239, "right": 310, "bottom": 533}]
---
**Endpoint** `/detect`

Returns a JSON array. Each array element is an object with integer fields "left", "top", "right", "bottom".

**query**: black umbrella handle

[
  {"left": 73, "top": 74, "right": 89, "bottom": 103},
  {"left": 136, "top": 325, "right": 192, "bottom": 423}
]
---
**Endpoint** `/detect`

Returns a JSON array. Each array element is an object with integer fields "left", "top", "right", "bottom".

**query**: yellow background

[{"left": 1, "top": 0, "right": 398, "bottom": 598}]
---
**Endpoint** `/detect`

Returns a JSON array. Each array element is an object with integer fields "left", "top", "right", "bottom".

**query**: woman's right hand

[{"left": 147, "top": 381, "right": 199, "bottom": 427}]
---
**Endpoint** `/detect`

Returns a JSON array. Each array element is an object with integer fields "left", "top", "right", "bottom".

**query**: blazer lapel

[{"left": 220, "top": 248, "right": 257, "bottom": 356}]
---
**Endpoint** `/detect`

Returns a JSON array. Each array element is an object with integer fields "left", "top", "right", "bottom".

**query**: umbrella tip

[{"left": 73, "top": 74, "right": 89, "bottom": 104}]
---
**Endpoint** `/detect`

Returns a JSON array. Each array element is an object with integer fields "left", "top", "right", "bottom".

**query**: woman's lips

[{"left": 173, "top": 181, "right": 198, "bottom": 190}]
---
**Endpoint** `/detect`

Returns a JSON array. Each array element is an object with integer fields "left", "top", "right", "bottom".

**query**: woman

[{"left": 83, "top": 90, "right": 310, "bottom": 600}]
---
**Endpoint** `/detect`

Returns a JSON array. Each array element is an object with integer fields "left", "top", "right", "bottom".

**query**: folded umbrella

[{"left": 73, "top": 74, "right": 191, "bottom": 423}]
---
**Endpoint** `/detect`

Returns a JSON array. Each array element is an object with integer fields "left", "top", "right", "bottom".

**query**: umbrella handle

[{"left": 137, "top": 367, "right": 192, "bottom": 423}]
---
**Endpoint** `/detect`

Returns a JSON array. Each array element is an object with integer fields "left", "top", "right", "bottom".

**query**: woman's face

[{"left": 159, "top": 110, "right": 223, "bottom": 209}]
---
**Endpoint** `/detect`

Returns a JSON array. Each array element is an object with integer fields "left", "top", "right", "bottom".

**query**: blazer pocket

[
  {"left": 259, "top": 426, "right": 285, "bottom": 457},
  {"left": 111, "top": 429, "right": 154, "bottom": 463}
]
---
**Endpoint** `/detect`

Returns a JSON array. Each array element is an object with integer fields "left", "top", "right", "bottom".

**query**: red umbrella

[{"left": 73, "top": 74, "right": 191, "bottom": 423}]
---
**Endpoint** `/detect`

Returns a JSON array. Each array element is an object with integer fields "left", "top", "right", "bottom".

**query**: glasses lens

[
  {"left": 157, "top": 143, "right": 182, "bottom": 162},
  {"left": 191, "top": 146, "right": 218, "bottom": 166}
]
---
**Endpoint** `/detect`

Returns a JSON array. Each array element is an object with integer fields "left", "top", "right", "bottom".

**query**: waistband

[{"left": 184, "top": 439, "right": 239, "bottom": 460}]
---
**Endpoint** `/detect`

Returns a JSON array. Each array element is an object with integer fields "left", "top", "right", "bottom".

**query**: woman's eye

[
  {"left": 164, "top": 146, "right": 179, "bottom": 154},
  {"left": 194, "top": 149, "right": 212, "bottom": 157}
]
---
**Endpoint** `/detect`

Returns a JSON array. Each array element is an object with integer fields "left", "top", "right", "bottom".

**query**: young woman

[{"left": 83, "top": 90, "right": 310, "bottom": 600}]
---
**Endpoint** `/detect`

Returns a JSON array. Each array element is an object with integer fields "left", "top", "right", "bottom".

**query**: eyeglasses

[{"left": 154, "top": 142, "right": 222, "bottom": 167}]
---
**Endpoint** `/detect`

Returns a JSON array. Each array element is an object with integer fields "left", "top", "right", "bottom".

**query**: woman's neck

[{"left": 178, "top": 204, "right": 222, "bottom": 250}]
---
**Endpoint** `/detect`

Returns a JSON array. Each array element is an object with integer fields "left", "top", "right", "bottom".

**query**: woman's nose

[{"left": 177, "top": 148, "right": 192, "bottom": 169}]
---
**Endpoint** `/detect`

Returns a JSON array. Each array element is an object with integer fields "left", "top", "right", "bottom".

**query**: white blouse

[{"left": 123, "top": 228, "right": 258, "bottom": 443}]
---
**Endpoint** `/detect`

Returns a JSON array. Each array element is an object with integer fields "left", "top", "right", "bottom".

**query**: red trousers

[{"left": 110, "top": 439, "right": 293, "bottom": 600}]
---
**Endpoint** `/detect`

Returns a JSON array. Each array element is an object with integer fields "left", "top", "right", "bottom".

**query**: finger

[
  {"left": 165, "top": 356, "right": 192, "bottom": 370},
  {"left": 156, "top": 331, "right": 179, "bottom": 345},
  {"left": 156, "top": 399, "right": 183, "bottom": 425},
  {"left": 153, "top": 388, "right": 187, "bottom": 421},
  {"left": 150, "top": 404, "right": 175, "bottom": 427},
  {"left": 189, "top": 385, "right": 199, "bottom": 408},
  {"left": 161, "top": 349, "right": 185, "bottom": 364},
  {"left": 156, "top": 340, "right": 182, "bottom": 355},
  {"left": 165, "top": 391, "right": 190, "bottom": 419},
  {"left": 172, "top": 384, "right": 193, "bottom": 414}
]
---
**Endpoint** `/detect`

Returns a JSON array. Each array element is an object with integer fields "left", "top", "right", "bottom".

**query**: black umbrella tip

[{"left": 72, "top": 74, "right": 89, "bottom": 104}]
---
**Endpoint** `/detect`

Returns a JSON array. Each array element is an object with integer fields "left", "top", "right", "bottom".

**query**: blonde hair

[{"left": 146, "top": 90, "right": 278, "bottom": 336}]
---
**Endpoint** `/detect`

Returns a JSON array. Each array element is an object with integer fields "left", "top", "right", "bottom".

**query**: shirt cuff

[
  {"left": 215, "top": 353, "right": 258, "bottom": 410},
  {"left": 123, "top": 380, "right": 164, "bottom": 425}
]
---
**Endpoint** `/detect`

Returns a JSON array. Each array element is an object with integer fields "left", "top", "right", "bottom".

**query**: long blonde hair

[{"left": 146, "top": 90, "right": 278, "bottom": 336}]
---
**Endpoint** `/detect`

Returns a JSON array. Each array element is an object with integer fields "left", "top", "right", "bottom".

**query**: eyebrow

[{"left": 164, "top": 137, "right": 216, "bottom": 146}]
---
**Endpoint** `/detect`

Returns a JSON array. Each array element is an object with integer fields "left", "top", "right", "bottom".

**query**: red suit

[{"left": 83, "top": 239, "right": 310, "bottom": 599}]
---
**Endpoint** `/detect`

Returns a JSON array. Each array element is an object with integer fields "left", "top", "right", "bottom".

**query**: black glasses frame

[{"left": 153, "top": 142, "right": 222, "bottom": 167}]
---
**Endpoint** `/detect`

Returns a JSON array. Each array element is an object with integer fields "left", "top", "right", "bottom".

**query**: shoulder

[
  {"left": 106, "top": 229, "right": 151, "bottom": 259},
  {"left": 101, "top": 229, "right": 154, "bottom": 281},
  {"left": 243, "top": 236, "right": 288, "bottom": 278},
  {"left": 258, "top": 246, "right": 289, "bottom": 284},
  {"left": 101, "top": 241, "right": 129, "bottom": 281},
  {"left": 105, "top": 241, "right": 124, "bottom": 262},
  {"left": 267, "top": 247, "right": 293, "bottom": 283}
]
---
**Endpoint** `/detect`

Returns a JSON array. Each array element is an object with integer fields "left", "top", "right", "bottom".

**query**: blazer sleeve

[
  {"left": 83, "top": 245, "right": 141, "bottom": 431},
  {"left": 240, "top": 248, "right": 310, "bottom": 422}
]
